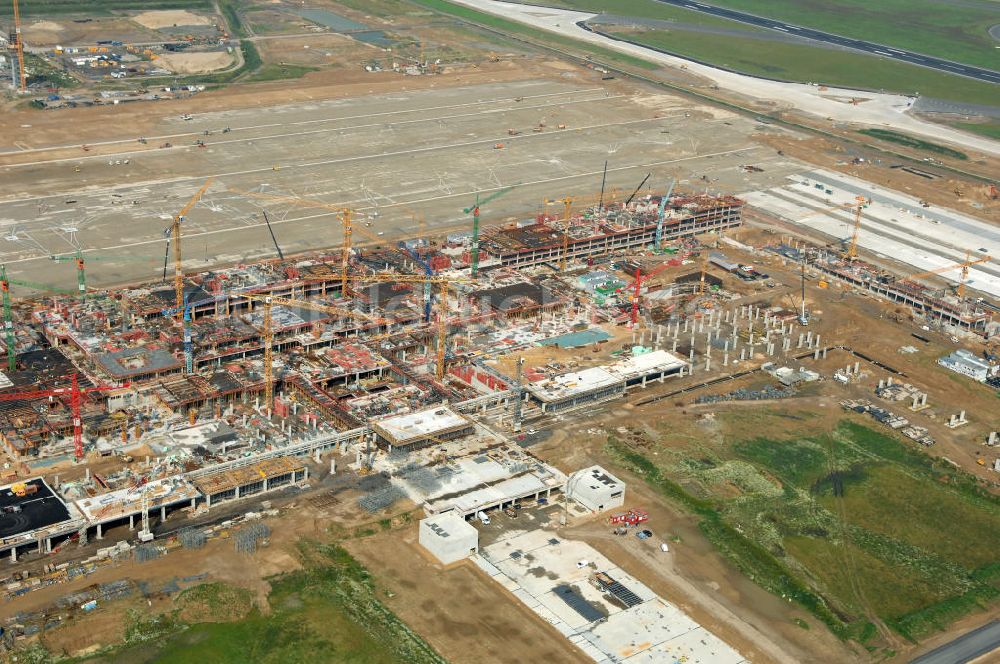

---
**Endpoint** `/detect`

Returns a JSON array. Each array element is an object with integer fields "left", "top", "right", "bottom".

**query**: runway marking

[
  {"left": 0, "top": 93, "right": 623, "bottom": 172},
  {"left": 0, "top": 87, "right": 605, "bottom": 158},
  {"left": 0, "top": 145, "right": 762, "bottom": 269},
  {"left": 1, "top": 113, "right": 688, "bottom": 205}
]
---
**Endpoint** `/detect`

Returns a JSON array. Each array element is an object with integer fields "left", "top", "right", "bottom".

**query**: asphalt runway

[
  {"left": 0, "top": 79, "right": 803, "bottom": 292},
  {"left": 654, "top": 0, "right": 1000, "bottom": 84},
  {"left": 910, "top": 620, "right": 1000, "bottom": 664}
]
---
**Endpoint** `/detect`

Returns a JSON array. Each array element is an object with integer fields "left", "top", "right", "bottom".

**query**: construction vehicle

[
  {"left": 11, "top": 482, "right": 37, "bottom": 497},
  {"left": 160, "top": 142, "right": 172, "bottom": 149},
  {"left": 608, "top": 509, "right": 648, "bottom": 526},
  {"left": 493, "top": 142, "right": 505, "bottom": 150},
  {"left": 507, "top": 128, "right": 520, "bottom": 136}
]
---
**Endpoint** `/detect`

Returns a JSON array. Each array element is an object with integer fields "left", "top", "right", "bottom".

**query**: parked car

[{"left": 636, "top": 529, "right": 653, "bottom": 540}]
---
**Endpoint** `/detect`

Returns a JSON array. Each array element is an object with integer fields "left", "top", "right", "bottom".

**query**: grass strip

[{"left": 857, "top": 129, "right": 968, "bottom": 160}]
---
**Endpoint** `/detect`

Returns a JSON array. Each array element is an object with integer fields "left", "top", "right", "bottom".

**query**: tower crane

[
  {"left": 901, "top": 251, "right": 991, "bottom": 299},
  {"left": 0, "top": 373, "right": 126, "bottom": 461},
  {"left": 544, "top": 196, "right": 575, "bottom": 272},
  {"left": 844, "top": 195, "right": 869, "bottom": 260},
  {"left": 50, "top": 250, "right": 154, "bottom": 301},
  {"left": 654, "top": 180, "right": 676, "bottom": 250},
  {"left": 241, "top": 293, "right": 380, "bottom": 412},
  {"left": 464, "top": 185, "right": 515, "bottom": 277},
  {"left": 352, "top": 273, "right": 473, "bottom": 379},
  {"left": 628, "top": 260, "right": 674, "bottom": 328},
  {"left": 10, "top": 0, "right": 26, "bottom": 92},
  {"left": 166, "top": 178, "right": 214, "bottom": 320},
  {"left": 231, "top": 189, "right": 376, "bottom": 295},
  {"left": 0, "top": 265, "right": 76, "bottom": 372}
]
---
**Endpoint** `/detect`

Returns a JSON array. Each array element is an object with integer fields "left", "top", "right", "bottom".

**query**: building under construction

[{"left": 481, "top": 193, "right": 743, "bottom": 269}]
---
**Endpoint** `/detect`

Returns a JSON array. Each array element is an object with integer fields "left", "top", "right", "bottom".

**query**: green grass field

[
  {"left": 0, "top": 0, "right": 211, "bottom": 16},
  {"left": 685, "top": 0, "right": 1000, "bottom": 70},
  {"left": 550, "top": 0, "right": 1000, "bottom": 70},
  {"left": 60, "top": 543, "right": 443, "bottom": 664},
  {"left": 609, "top": 419, "right": 1000, "bottom": 646},
  {"left": 856, "top": 129, "right": 969, "bottom": 159},
  {"left": 603, "top": 27, "right": 1000, "bottom": 106}
]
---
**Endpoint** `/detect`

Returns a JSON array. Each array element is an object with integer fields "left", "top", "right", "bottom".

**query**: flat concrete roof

[
  {"left": 480, "top": 530, "right": 746, "bottom": 663},
  {"left": 570, "top": 465, "right": 624, "bottom": 494},
  {"left": 372, "top": 406, "right": 470, "bottom": 445},
  {"left": 606, "top": 349, "right": 688, "bottom": 380},
  {"left": 75, "top": 475, "right": 200, "bottom": 523},
  {"left": 421, "top": 510, "right": 478, "bottom": 541},
  {"left": 526, "top": 366, "right": 621, "bottom": 403}
]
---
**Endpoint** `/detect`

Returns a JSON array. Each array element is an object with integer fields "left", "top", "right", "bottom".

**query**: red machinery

[
  {"left": 608, "top": 509, "right": 648, "bottom": 526},
  {"left": 0, "top": 373, "right": 126, "bottom": 461}
]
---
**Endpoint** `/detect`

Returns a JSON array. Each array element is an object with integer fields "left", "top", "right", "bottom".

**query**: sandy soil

[
  {"left": 347, "top": 528, "right": 591, "bottom": 664},
  {"left": 133, "top": 10, "right": 214, "bottom": 30},
  {"left": 156, "top": 51, "right": 235, "bottom": 74}
]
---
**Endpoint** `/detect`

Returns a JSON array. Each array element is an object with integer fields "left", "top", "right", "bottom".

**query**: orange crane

[
  {"left": 11, "top": 0, "right": 26, "bottom": 92},
  {"left": 168, "top": 178, "right": 214, "bottom": 320},
  {"left": 242, "top": 292, "right": 380, "bottom": 411},
  {"left": 844, "top": 195, "right": 869, "bottom": 260},
  {"left": 232, "top": 189, "right": 381, "bottom": 295},
  {"left": 351, "top": 273, "right": 473, "bottom": 379},
  {"left": 544, "top": 196, "right": 574, "bottom": 272},
  {"left": 901, "top": 251, "right": 991, "bottom": 298}
]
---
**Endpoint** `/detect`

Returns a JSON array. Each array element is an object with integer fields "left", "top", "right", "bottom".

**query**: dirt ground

[
  {"left": 156, "top": 51, "right": 235, "bottom": 74},
  {"left": 132, "top": 10, "right": 214, "bottom": 30},
  {"left": 21, "top": 18, "right": 163, "bottom": 47},
  {"left": 346, "top": 528, "right": 591, "bottom": 664}
]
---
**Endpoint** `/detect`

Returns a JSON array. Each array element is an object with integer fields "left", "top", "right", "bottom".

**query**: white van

[{"left": 476, "top": 510, "right": 491, "bottom": 525}]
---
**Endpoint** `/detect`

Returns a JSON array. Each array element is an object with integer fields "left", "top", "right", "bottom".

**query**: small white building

[
  {"left": 418, "top": 511, "right": 479, "bottom": 564},
  {"left": 566, "top": 465, "right": 625, "bottom": 512}
]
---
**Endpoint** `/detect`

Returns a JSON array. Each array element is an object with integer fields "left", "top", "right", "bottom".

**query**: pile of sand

[
  {"left": 30, "top": 20, "right": 64, "bottom": 32},
  {"left": 156, "top": 51, "right": 233, "bottom": 74},
  {"left": 133, "top": 10, "right": 213, "bottom": 30}
]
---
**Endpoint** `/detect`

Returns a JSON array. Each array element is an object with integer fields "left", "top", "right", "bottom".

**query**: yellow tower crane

[
  {"left": 902, "top": 251, "right": 992, "bottom": 299},
  {"left": 543, "top": 196, "right": 575, "bottom": 272},
  {"left": 351, "top": 273, "right": 473, "bottom": 380},
  {"left": 169, "top": 178, "right": 214, "bottom": 320},
  {"left": 844, "top": 195, "right": 869, "bottom": 261},
  {"left": 11, "top": 0, "right": 27, "bottom": 92},
  {"left": 231, "top": 189, "right": 377, "bottom": 295},
  {"left": 242, "top": 293, "right": 380, "bottom": 411}
]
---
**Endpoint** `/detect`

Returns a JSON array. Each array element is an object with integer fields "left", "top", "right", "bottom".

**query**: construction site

[{"left": 0, "top": 2, "right": 998, "bottom": 662}]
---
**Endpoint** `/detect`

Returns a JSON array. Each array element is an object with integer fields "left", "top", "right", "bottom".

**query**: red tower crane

[
  {"left": 0, "top": 373, "right": 126, "bottom": 461},
  {"left": 629, "top": 261, "right": 675, "bottom": 327}
]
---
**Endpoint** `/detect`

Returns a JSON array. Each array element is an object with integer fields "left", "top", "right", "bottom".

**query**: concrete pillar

[
  {"left": 705, "top": 357, "right": 711, "bottom": 371},
  {"left": 740, "top": 349, "right": 746, "bottom": 361},
  {"left": 988, "top": 431, "right": 997, "bottom": 446},
  {"left": 96, "top": 524, "right": 103, "bottom": 540},
  {"left": 879, "top": 379, "right": 885, "bottom": 389},
  {"left": 723, "top": 353, "right": 729, "bottom": 366},
  {"left": 798, "top": 333, "right": 804, "bottom": 349},
  {"left": 689, "top": 348, "right": 695, "bottom": 362},
  {"left": 129, "top": 514, "right": 135, "bottom": 530},
  {"left": 959, "top": 410, "right": 966, "bottom": 421},
  {"left": 10, "top": 547, "right": 16, "bottom": 564},
  {"left": 815, "top": 334, "right": 821, "bottom": 348},
  {"left": 822, "top": 347, "right": 827, "bottom": 359},
  {"left": 854, "top": 361, "right": 860, "bottom": 374},
  {"left": 814, "top": 348, "right": 820, "bottom": 360},
  {"left": 160, "top": 506, "right": 166, "bottom": 521},
  {"left": 672, "top": 339, "right": 678, "bottom": 352},
  {"left": 920, "top": 393, "right": 927, "bottom": 407},
  {"left": 330, "top": 458, "right": 336, "bottom": 475}
]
